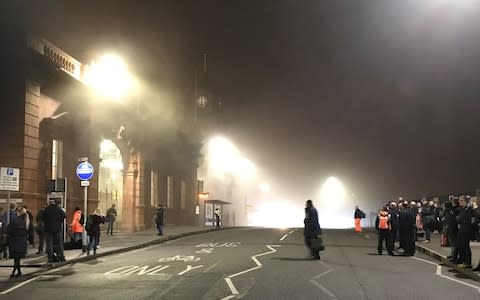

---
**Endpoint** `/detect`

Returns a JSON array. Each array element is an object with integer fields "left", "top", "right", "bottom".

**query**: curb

[
  {"left": 415, "top": 243, "right": 480, "bottom": 282},
  {"left": 6, "top": 226, "right": 238, "bottom": 280}
]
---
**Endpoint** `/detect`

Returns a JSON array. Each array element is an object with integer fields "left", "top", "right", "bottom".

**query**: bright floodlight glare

[
  {"left": 250, "top": 201, "right": 303, "bottom": 228},
  {"left": 320, "top": 176, "right": 346, "bottom": 206},
  {"left": 259, "top": 183, "right": 271, "bottom": 192},
  {"left": 85, "top": 54, "right": 133, "bottom": 99},
  {"left": 234, "top": 157, "right": 256, "bottom": 181},
  {"left": 207, "top": 136, "right": 238, "bottom": 178}
]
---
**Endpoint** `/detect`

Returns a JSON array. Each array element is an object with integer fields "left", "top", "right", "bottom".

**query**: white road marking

[
  {"left": 312, "top": 268, "right": 334, "bottom": 280},
  {"left": 203, "top": 261, "right": 220, "bottom": 273},
  {"left": 0, "top": 275, "right": 62, "bottom": 295},
  {"left": 288, "top": 230, "right": 296, "bottom": 234},
  {"left": 310, "top": 279, "right": 338, "bottom": 299},
  {"left": 364, "top": 234, "right": 370, "bottom": 239},
  {"left": 222, "top": 245, "right": 280, "bottom": 298},
  {"left": 280, "top": 234, "right": 288, "bottom": 241},
  {"left": 104, "top": 265, "right": 171, "bottom": 276},
  {"left": 412, "top": 257, "right": 480, "bottom": 293},
  {"left": 224, "top": 278, "right": 239, "bottom": 295},
  {"left": 105, "top": 266, "right": 139, "bottom": 275},
  {"left": 411, "top": 256, "right": 438, "bottom": 266},
  {"left": 310, "top": 260, "right": 337, "bottom": 299},
  {"left": 177, "top": 265, "right": 203, "bottom": 276},
  {"left": 438, "top": 274, "right": 480, "bottom": 293},
  {"left": 147, "top": 265, "right": 170, "bottom": 276}
]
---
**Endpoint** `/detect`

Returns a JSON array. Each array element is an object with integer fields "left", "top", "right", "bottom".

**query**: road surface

[{"left": 0, "top": 228, "right": 479, "bottom": 299}]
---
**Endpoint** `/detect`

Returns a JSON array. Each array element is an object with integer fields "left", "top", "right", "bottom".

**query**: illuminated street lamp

[{"left": 84, "top": 54, "right": 134, "bottom": 99}]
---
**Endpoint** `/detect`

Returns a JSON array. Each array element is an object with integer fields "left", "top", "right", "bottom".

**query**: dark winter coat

[
  {"left": 456, "top": 207, "right": 474, "bottom": 233},
  {"left": 444, "top": 206, "right": 458, "bottom": 233},
  {"left": 389, "top": 208, "right": 399, "bottom": 231},
  {"left": 42, "top": 204, "right": 66, "bottom": 233},
  {"left": 1, "top": 209, "right": 17, "bottom": 234},
  {"left": 106, "top": 207, "right": 117, "bottom": 222},
  {"left": 7, "top": 217, "right": 33, "bottom": 259},
  {"left": 399, "top": 210, "right": 414, "bottom": 233},
  {"left": 354, "top": 208, "right": 365, "bottom": 219},
  {"left": 156, "top": 208, "right": 165, "bottom": 226},
  {"left": 87, "top": 215, "right": 105, "bottom": 237},
  {"left": 304, "top": 206, "right": 321, "bottom": 238}
]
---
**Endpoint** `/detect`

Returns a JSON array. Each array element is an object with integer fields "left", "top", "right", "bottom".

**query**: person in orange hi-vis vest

[
  {"left": 354, "top": 206, "right": 366, "bottom": 233},
  {"left": 70, "top": 207, "right": 84, "bottom": 244},
  {"left": 375, "top": 208, "right": 394, "bottom": 255}
]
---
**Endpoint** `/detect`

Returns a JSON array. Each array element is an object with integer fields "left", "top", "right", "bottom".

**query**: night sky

[{"left": 11, "top": 0, "right": 480, "bottom": 206}]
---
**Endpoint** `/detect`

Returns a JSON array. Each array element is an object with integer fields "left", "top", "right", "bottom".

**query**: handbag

[
  {"left": 310, "top": 237, "right": 325, "bottom": 251},
  {"left": 440, "top": 233, "right": 449, "bottom": 247}
]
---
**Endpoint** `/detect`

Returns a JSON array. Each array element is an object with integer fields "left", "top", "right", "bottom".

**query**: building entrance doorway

[{"left": 98, "top": 139, "right": 123, "bottom": 229}]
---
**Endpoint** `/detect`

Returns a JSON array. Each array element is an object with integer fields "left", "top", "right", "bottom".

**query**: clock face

[{"left": 197, "top": 96, "right": 208, "bottom": 108}]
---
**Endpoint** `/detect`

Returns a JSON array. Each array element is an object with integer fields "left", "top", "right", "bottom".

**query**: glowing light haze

[{"left": 84, "top": 54, "right": 133, "bottom": 99}]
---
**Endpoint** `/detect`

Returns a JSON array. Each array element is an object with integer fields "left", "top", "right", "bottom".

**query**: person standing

[
  {"left": 86, "top": 208, "right": 105, "bottom": 255},
  {"left": 70, "top": 207, "right": 83, "bottom": 245},
  {"left": 388, "top": 202, "right": 400, "bottom": 251},
  {"left": 42, "top": 199, "right": 66, "bottom": 262},
  {"left": 354, "top": 206, "right": 365, "bottom": 233},
  {"left": 106, "top": 204, "right": 117, "bottom": 236},
  {"left": 304, "top": 200, "right": 322, "bottom": 260},
  {"left": 23, "top": 206, "right": 34, "bottom": 247},
  {"left": 421, "top": 199, "right": 434, "bottom": 243},
  {"left": 376, "top": 207, "right": 393, "bottom": 255},
  {"left": 456, "top": 196, "right": 473, "bottom": 268},
  {"left": 473, "top": 199, "right": 480, "bottom": 271},
  {"left": 214, "top": 208, "right": 221, "bottom": 228},
  {"left": 399, "top": 201, "right": 415, "bottom": 256},
  {"left": 35, "top": 206, "right": 45, "bottom": 254},
  {"left": 6, "top": 207, "right": 34, "bottom": 278},
  {"left": 155, "top": 204, "right": 165, "bottom": 235}
]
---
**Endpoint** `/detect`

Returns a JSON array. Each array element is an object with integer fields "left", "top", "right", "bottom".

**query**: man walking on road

[
  {"left": 304, "top": 199, "right": 322, "bottom": 260},
  {"left": 155, "top": 204, "right": 165, "bottom": 235},
  {"left": 42, "top": 199, "right": 66, "bottom": 262},
  {"left": 106, "top": 204, "right": 117, "bottom": 236}
]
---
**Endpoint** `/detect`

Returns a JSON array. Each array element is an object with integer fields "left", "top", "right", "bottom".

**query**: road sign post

[
  {"left": 76, "top": 160, "right": 94, "bottom": 252},
  {"left": 0, "top": 167, "right": 20, "bottom": 228}
]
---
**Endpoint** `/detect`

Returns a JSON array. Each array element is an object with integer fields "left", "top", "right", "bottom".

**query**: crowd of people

[
  {"left": 374, "top": 195, "right": 480, "bottom": 271},
  {"left": 0, "top": 199, "right": 120, "bottom": 279}
]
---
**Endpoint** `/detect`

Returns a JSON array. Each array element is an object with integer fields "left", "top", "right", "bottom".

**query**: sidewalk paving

[
  {"left": 415, "top": 232, "right": 480, "bottom": 281},
  {"left": 0, "top": 225, "right": 228, "bottom": 281}
]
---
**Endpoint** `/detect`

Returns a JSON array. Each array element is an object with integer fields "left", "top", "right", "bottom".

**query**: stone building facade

[{"left": 0, "top": 28, "right": 200, "bottom": 231}]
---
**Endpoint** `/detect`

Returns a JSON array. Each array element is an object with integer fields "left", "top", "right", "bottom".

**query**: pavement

[
  {"left": 415, "top": 231, "right": 480, "bottom": 281},
  {"left": 1, "top": 228, "right": 480, "bottom": 299},
  {"left": 0, "top": 225, "right": 227, "bottom": 280}
]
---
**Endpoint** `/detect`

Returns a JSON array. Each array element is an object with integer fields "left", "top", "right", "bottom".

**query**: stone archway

[{"left": 98, "top": 139, "right": 124, "bottom": 228}]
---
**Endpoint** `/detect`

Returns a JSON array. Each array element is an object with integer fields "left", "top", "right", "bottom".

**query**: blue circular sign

[{"left": 76, "top": 162, "right": 94, "bottom": 181}]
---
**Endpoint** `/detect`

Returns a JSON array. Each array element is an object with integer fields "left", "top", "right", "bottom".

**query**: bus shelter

[{"left": 204, "top": 199, "right": 231, "bottom": 226}]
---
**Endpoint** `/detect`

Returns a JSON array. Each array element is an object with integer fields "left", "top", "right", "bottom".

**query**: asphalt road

[{"left": 0, "top": 228, "right": 479, "bottom": 300}]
